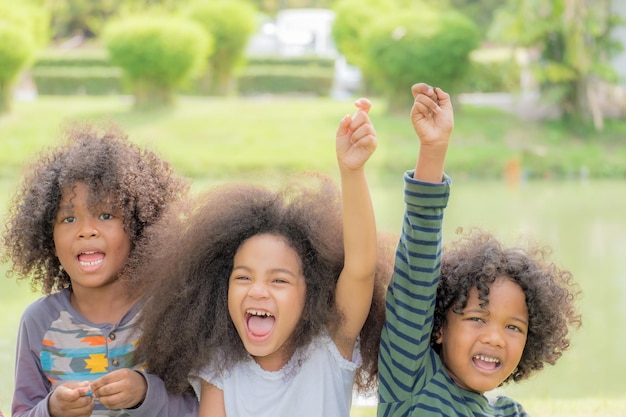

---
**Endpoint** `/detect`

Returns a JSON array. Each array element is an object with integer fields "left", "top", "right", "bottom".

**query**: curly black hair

[
  {"left": 133, "top": 173, "right": 393, "bottom": 395},
  {"left": 1, "top": 121, "right": 189, "bottom": 295},
  {"left": 432, "top": 228, "right": 582, "bottom": 385}
]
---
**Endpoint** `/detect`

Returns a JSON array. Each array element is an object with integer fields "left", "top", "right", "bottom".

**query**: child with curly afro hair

[
  {"left": 133, "top": 99, "right": 393, "bottom": 416},
  {"left": 2, "top": 122, "right": 198, "bottom": 417},
  {"left": 432, "top": 228, "right": 581, "bottom": 388},
  {"left": 377, "top": 83, "right": 581, "bottom": 417}
]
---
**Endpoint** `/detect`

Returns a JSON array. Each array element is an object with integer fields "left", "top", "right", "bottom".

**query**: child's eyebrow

[
  {"left": 463, "top": 308, "right": 488, "bottom": 316},
  {"left": 56, "top": 203, "right": 74, "bottom": 214},
  {"left": 510, "top": 316, "right": 529, "bottom": 327},
  {"left": 232, "top": 265, "right": 299, "bottom": 277}
]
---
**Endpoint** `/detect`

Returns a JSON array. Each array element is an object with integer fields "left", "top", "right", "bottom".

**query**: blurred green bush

[
  {"left": 102, "top": 15, "right": 211, "bottom": 109},
  {"left": 185, "top": 0, "right": 257, "bottom": 95}
]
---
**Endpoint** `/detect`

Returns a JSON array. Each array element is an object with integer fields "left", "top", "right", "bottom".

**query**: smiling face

[
  {"left": 228, "top": 233, "right": 307, "bottom": 371},
  {"left": 53, "top": 182, "right": 131, "bottom": 293},
  {"left": 435, "top": 276, "right": 528, "bottom": 393}
]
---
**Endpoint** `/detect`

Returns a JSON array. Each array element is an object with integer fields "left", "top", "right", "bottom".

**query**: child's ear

[{"left": 434, "top": 327, "right": 443, "bottom": 344}]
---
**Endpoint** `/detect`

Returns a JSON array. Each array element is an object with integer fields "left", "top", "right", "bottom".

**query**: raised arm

[
  {"left": 377, "top": 84, "right": 453, "bottom": 413},
  {"left": 333, "top": 98, "right": 378, "bottom": 359},
  {"left": 410, "top": 83, "right": 454, "bottom": 182}
]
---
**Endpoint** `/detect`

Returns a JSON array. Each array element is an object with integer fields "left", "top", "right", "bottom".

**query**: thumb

[
  {"left": 55, "top": 384, "right": 83, "bottom": 401},
  {"left": 336, "top": 114, "right": 351, "bottom": 137},
  {"left": 434, "top": 87, "right": 451, "bottom": 108}
]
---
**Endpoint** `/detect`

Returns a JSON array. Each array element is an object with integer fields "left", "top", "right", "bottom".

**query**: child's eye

[
  {"left": 507, "top": 325, "right": 523, "bottom": 333},
  {"left": 233, "top": 275, "right": 251, "bottom": 282},
  {"left": 99, "top": 213, "right": 113, "bottom": 220},
  {"left": 272, "top": 278, "right": 288, "bottom": 284},
  {"left": 62, "top": 216, "right": 77, "bottom": 224},
  {"left": 468, "top": 317, "right": 484, "bottom": 323}
]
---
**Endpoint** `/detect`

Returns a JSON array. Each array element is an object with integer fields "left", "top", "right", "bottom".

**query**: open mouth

[
  {"left": 245, "top": 309, "right": 276, "bottom": 338},
  {"left": 77, "top": 251, "right": 105, "bottom": 268},
  {"left": 472, "top": 354, "right": 501, "bottom": 371}
]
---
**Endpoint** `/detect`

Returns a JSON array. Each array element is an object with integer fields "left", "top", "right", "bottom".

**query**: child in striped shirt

[{"left": 377, "top": 83, "right": 581, "bottom": 416}]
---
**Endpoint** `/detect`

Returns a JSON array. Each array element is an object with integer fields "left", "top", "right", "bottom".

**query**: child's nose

[
  {"left": 78, "top": 220, "right": 99, "bottom": 239},
  {"left": 481, "top": 325, "right": 505, "bottom": 347},
  {"left": 248, "top": 282, "right": 269, "bottom": 299}
]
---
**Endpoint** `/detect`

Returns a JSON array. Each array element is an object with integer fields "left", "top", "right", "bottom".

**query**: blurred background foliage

[{"left": 0, "top": 0, "right": 624, "bottom": 129}]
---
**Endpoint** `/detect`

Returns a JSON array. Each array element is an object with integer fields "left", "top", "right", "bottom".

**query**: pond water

[{"left": 1, "top": 178, "right": 625, "bottom": 411}]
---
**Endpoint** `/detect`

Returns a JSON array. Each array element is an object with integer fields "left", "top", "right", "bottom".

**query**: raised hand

[
  {"left": 410, "top": 83, "right": 454, "bottom": 147},
  {"left": 336, "top": 98, "right": 378, "bottom": 172},
  {"left": 410, "top": 83, "right": 454, "bottom": 183}
]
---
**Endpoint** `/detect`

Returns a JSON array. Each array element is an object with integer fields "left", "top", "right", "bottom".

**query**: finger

[
  {"left": 414, "top": 93, "right": 441, "bottom": 113},
  {"left": 351, "top": 123, "right": 377, "bottom": 142},
  {"left": 349, "top": 116, "right": 370, "bottom": 134},
  {"left": 434, "top": 87, "right": 452, "bottom": 108},
  {"left": 336, "top": 114, "right": 352, "bottom": 137},
  {"left": 89, "top": 375, "right": 107, "bottom": 393},
  {"left": 98, "top": 392, "right": 125, "bottom": 409},
  {"left": 354, "top": 97, "right": 371, "bottom": 113},
  {"left": 411, "top": 100, "right": 432, "bottom": 117},
  {"left": 60, "top": 381, "right": 90, "bottom": 398},
  {"left": 78, "top": 386, "right": 92, "bottom": 398},
  {"left": 352, "top": 133, "right": 378, "bottom": 153},
  {"left": 411, "top": 83, "right": 434, "bottom": 99}
]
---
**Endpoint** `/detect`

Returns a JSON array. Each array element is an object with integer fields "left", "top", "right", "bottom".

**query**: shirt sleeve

[
  {"left": 377, "top": 171, "right": 450, "bottom": 405},
  {"left": 128, "top": 372, "right": 198, "bottom": 417},
  {"left": 12, "top": 299, "right": 56, "bottom": 417}
]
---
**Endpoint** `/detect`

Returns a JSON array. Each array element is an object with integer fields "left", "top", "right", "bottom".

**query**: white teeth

[
  {"left": 79, "top": 259, "right": 103, "bottom": 267},
  {"left": 247, "top": 309, "right": 273, "bottom": 317},
  {"left": 474, "top": 354, "right": 500, "bottom": 363}
]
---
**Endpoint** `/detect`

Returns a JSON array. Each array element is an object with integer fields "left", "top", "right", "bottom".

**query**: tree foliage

[
  {"left": 489, "top": 0, "right": 623, "bottom": 127},
  {"left": 103, "top": 15, "right": 211, "bottom": 109},
  {"left": 331, "top": 0, "right": 394, "bottom": 68},
  {"left": 0, "top": 22, "right": 35, "bottom": 113},
  {"left": 249, "top": 0, "right": 334, "bottom": 15},
  {"left": 362, "top": 5, "right": 480, "bottom": 113},
  {"left": 449, "top": 0, "right": 502, "bottom": 39},
  {"left": 0, "top": 2, "right": 48, "bottom": 113},
  {"left": 185, "top": 0, "right": 258, "bottom": 95}
]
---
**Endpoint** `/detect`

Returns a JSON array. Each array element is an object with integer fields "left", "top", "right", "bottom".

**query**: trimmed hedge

[
  {"left": 32, "top": 48, "right": 122, "bottom": 95},
  {"left": 237, "top": 65, "right": 334, "bottom": 96},
  {"left": 247, "top": 56, "right": 335, "bottom": 68},
  {"left": 31, "top": 66, "right": 123, "bottom": 95},
  {"left": 29, "top": 47, "right": 522, "bottom": 97},
  {"left": 31, "top": 52, "right": 336, "bottom": 97},
  {"left": 34, "top": 49, "right": 112, "bottom": 67}
]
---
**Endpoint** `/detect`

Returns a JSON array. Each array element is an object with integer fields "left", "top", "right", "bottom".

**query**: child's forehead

[{"left": 58, "top": 182, "right": 119, "bottom": 206}]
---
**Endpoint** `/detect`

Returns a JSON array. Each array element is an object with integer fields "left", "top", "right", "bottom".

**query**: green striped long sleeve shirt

[{"left": 377, "top": 171, "right": 528, "bottom": 417}]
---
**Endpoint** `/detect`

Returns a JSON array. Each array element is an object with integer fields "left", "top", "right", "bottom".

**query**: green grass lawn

[
  {"left": 351, "top": 399, "right": 626, "bottom": 417},
  {"left": 1, "top": 95, "right": 625, "bottom": 182}
]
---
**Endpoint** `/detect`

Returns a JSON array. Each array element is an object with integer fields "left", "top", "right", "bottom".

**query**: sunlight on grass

[{"left": 351, "top": 399, "right": 626, "bottom": 417}]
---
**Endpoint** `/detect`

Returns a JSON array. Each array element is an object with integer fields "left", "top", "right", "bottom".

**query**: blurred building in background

[{"left": 246, "top": 8, "right": 361, "bottom": 97}]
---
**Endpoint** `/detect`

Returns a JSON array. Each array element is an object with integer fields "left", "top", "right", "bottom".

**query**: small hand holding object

[
  {"left": 48, "top": 381, "right": 94, "bottom": 417},
  {"left": 89, "top": 368, "right": 147, "bottom": 410}
]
